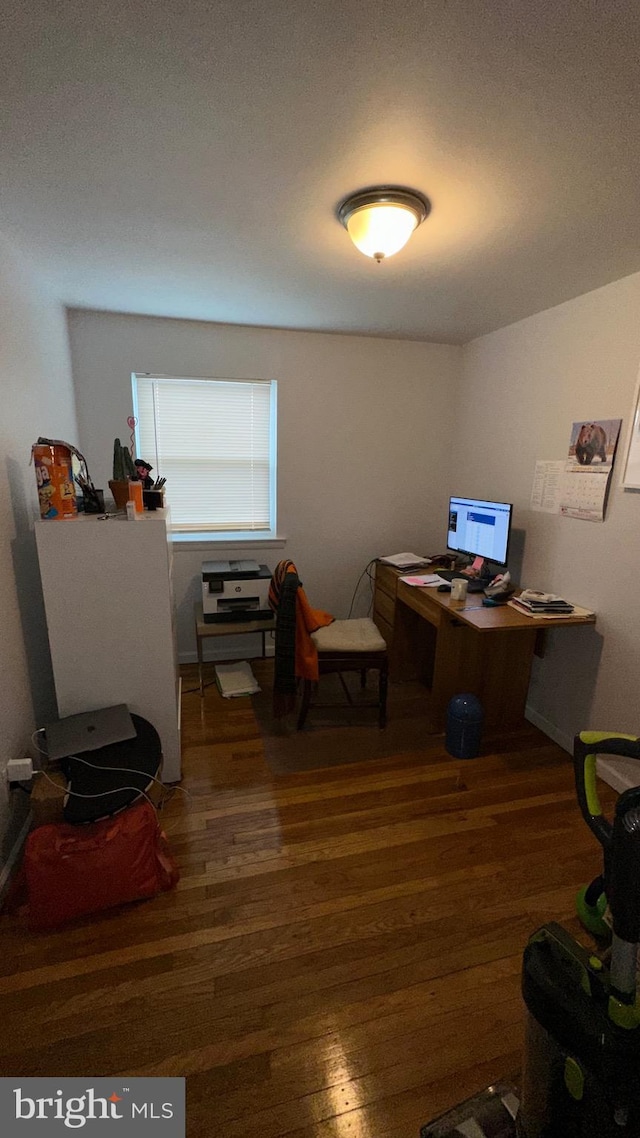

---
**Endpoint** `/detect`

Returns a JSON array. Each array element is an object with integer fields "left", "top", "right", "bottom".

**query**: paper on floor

[{"left": 215, "top": 661, "right": 261, "bottom": 698}]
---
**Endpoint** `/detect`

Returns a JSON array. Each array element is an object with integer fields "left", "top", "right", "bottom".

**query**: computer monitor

[{"left": 447, "top": 496, "right": 513, "bottom": 574}]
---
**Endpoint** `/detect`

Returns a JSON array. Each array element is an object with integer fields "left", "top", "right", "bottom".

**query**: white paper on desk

[{"left": 399, "top": 574, "right": 442, "bottom": 587}]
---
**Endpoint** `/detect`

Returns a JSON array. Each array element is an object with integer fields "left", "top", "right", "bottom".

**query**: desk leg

[
  {"left": 395, "top": 599, "right": 538, "bottom": 730},
  {"left": 197, "top": 631, "right": 204, "bottom": 698},
  {"left": 431, "top": 620, "right": 537, "bottom": 730}
]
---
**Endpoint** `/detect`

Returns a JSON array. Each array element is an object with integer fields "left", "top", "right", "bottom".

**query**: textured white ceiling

[{"left": 2, "top": 0, "right": 640, "bottom": 343}]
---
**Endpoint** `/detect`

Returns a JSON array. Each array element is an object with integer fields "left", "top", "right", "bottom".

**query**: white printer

[{"left": 201, "top": 560, "right": 272, "bottom": 623}]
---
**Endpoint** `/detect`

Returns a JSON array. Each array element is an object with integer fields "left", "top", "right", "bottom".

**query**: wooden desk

[
  {"left": 373, "top": 564, "right": 596, "bottom": 730},
  {"left": 194, "top": 603, "right": 276, "bottom": 697}
]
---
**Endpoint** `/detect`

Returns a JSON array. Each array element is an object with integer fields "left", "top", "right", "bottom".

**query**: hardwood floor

[{"left": 0, "top": 663, "right": 607, "bottom": 1136}]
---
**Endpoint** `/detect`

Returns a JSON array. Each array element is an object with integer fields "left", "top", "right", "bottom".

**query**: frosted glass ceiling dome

[{"left": 337, "top": 186, "right": 431, "bottom": 263}]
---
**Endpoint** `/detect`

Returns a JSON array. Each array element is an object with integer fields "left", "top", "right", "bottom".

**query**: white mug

[{"left": 451, "top": 577, "right": 468, "bottom": 602}]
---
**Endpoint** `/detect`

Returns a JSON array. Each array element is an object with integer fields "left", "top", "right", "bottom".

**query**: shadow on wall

[
  {"left": 7, "top": 456, "right": 57, "bottom": 730},
  {"left": 529, "top": 623, "right": 604, "bottom": 744},
  {"left": 177, "top": 571, "right": 203, "bottom": 660},
  {"left": 508, "top": 527, "right": 525, "bottom": 586}
]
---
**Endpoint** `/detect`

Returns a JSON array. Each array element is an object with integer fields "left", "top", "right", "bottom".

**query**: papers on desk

[
  {"left": 379, "top": 552, "right": 431, "bottom": 569},
  {"left": 513, "top": 589, "right": 575, "bottom": 614},
  {"left": 399, "top": 573, "right": 443, "bottom": 587}
]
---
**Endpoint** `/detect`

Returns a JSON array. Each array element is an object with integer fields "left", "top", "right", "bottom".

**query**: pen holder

[
  {"left": 82, "top": 488, "right": 105, "bottom": 514},
  {"left": 143, "top": 489, "right": 164, "bottom": 511}
]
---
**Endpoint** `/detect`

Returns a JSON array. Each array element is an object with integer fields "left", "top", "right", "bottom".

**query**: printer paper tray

[{"left": 203, "top": 611, "right": 274, "bottom": 624}]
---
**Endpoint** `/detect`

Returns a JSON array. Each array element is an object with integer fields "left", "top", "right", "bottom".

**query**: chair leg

[
  {"left": 297, "top": 679, "right": 313, "bottom": 730},
  {"left": 378, "top": 661, "right": 388, "bottom": 729},
  {"left": 337, "top": 672, "right": 354, "bottom": 705}
]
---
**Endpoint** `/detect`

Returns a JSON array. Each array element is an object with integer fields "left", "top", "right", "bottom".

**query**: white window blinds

[{"left": 133, "top": 375, "right": 276, "bottom": 534}]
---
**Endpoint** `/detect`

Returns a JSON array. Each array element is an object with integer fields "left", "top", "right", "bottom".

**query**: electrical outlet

[{"left": 6, "top": 757, "right": 34, "bottom": 782}]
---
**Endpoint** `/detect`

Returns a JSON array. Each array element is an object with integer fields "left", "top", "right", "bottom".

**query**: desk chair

[
  {"left": 300, "top": 618, "right": 389, "bottom": 730},
  {"left": 269, "top": 560, "right": 389, "bottom": 730}
]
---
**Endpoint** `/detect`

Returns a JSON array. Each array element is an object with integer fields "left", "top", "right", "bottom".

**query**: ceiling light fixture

[{"left": 337, "top": 185, "right": 431, "bottom": 263}]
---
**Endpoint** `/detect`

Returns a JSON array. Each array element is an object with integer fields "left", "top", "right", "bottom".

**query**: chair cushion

[{"left": 311, "top": 618, "right": 387, "bottom": 654}]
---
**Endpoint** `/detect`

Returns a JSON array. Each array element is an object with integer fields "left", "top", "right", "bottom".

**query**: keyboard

[{"left": 435, "top": 571, "right": 487, "bottom": 593}]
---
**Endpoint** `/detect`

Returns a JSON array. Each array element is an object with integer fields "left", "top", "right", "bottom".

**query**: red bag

[{"left": 23, "top": 800, "right": 179, "bottom": 930}]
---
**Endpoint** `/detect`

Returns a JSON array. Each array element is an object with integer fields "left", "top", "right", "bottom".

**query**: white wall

[
  {"left": 0, "top": 250, "right": 635, "bottom": 867},
  {"left": 68, "top": 277, "right": 640, "bottom": 749},
  {"left": 457, "top": 272, "right": 640, "bottom": 749},
  {"left": 67, "top": 311, "right": 461, "bottom": 659},
  {"left": 0, "top": 235, "right": 78, "bottom": 863}
]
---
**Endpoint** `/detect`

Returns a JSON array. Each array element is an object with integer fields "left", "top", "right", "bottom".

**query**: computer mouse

[{"left": 437, "top": 583, "right": 451, "bottom": 592}]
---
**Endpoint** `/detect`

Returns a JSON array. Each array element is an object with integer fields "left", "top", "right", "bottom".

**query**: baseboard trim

[
  {"left": 596, "top": 755, "right": 640, "bottom": 792},
  {"left": 180, "top": 645, "right": 275, "bottom": 665},
  {"left": 525, "top": 704, "right": 573, "bottom": 755}
]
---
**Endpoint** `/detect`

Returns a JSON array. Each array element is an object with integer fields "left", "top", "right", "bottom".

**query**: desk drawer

[
  {"left": 373, "top": 611, "right": 394, "bottom": 649},
  {"left": 375, "top": 563, "right": 399, "bottom": 599},
  {"left": 397, "top": 582, "right": 441, "bottom": 628},
  {"left": 374, "top": 587, "right": 396, "bottom": 629}
]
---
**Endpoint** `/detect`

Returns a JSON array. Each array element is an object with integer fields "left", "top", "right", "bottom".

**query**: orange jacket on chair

[{"left": 268, "top": 560, "right": 333, "bottom": 715}]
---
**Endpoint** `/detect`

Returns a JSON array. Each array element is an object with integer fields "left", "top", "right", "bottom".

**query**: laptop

[{"left": 45, "top": 704, "right": 136, "bottom": 761}]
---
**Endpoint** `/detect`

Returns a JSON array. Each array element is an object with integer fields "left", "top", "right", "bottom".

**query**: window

[{"left": 132, "top": 374, "right": 277, "bottom": 537}]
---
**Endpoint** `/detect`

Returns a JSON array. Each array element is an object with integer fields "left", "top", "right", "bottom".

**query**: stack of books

[{"left": 511, "top": 589, "right": 574, "bottom": 615}]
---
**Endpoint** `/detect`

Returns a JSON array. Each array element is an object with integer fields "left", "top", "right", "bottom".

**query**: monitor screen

[{"left": 447, "top": 496, "right": 512, "bottom": 566}]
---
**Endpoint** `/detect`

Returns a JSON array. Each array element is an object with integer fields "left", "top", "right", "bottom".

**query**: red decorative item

[
  {"left": 127, "top": 415, "right": 138, "bottom": 457},
  {"left": 23, "top": 801, "right": 179, "bottom": 931}
]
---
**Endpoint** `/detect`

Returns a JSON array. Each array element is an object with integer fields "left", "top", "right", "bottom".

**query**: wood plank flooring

[{"left": 0, "top": 663, "right": 608, "bottom": 1137}]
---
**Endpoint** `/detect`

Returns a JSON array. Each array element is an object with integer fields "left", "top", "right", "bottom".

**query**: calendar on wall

[
  {"left": 531, "top": 418, "right": 622, "bottom": 521},
  {"left": 560, "top": 471, "right": 612, "bottom": 520},
  {"left": 560, "top": 419, "right": 621, "bottom": 521}
]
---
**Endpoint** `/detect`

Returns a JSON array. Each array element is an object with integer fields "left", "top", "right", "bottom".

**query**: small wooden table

[{"left": 194, "top": 603, "right": 276, "bottom": 697}]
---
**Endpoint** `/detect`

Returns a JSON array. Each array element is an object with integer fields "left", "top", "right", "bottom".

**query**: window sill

[{"left": 171, "top": 532, "right": 287, "bottom": 550}]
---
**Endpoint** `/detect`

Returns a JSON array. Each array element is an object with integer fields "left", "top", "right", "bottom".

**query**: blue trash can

[{"left": 445, "top": 693, "right": 484, "bottom": 759}]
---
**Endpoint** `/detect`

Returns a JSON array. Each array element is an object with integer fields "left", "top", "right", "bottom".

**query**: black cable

[
  {"left": 182, "top": 680, "right": 218, "bottom": 695},
  {"left": 347, "top": 559, "right": 377, "bottom": 618}
]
